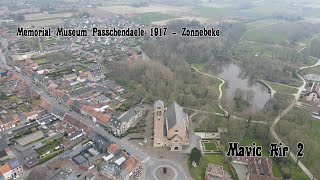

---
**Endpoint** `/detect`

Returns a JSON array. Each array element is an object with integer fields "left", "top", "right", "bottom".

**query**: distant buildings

[{"left": 153, "top": 100, "right": 190, "bottom": 151}]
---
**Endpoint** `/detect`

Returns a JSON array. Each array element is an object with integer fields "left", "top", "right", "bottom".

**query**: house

[
  {"left": 118, "top": 104, "right": 144, "bottom": 131},
  {"left": 305, "top": 82, "right": 320, "bottom": 104},
  {"left": 101, "top": 80, "right": 124, "bottom": 93},
  {"left": 88, "top": 131, "right": 113, "bottom": 153},
  {"left": 231, "top": 157, "right": 280, "bottom": 180},
  {"left": 63, "top": 73, "right": 78, "bottom": 81},
  {"left": 0, "top": 68, "right": 9, "bottom": 78},
  {"left": 107, "top": 117, "right": 123, "bottom": 136},
  {"left": 81, "top": 105, "right": 110, "bottom": 124},
  {"left": 0, "top": 164, "right": 11, "bottom": 180},
  {"left": 153, "top": 100, "right": 190, "bottom": 151},
  {"left": 0, "top": 138, "right": 14, "bottom": 161},
  {"left": 0, "top": 116, "right": 20, "bottom": 132},
  {"left": 205, "top": 163, "right": 232, "bottom": 180},
  {"left": 107, "top": 144, "right": 121, "bottom": 156},
  {"left": 84, "top": 64, "right": 105, "bottom": 82},
  {"left": 100, "top": 162, "right": 121, "bottom": 180},
  {"left": 22, "top": 148, "right": 39, "bottom": 169},
  {"left": 70, "top": 100, "right": 83, "bottom": 114},
  {"left": 120, "top": 156, "right": 139, "bottom": 180},
  {"left": 23, "top": 110, "right": 39, "bottom": 122},
  {"left": 8, "top": 158, "right": 23, "bottom": 178}
]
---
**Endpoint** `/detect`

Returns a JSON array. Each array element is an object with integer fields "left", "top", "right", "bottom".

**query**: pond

[{"left": 207, "top": 63, "right": 271, "bottom": 110}]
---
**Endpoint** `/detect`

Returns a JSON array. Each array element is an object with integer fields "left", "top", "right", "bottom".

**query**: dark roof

[
  {"left": 108, "top": 117, "right": 122, "bottom": 129},
  {"left": 50, "top": 106, "right": 66, "bottom": 118},
  {"left": 166, "top": 101, "right": 188, "bottom": 130},
  {"left": 88, "top": 131, "right": 113, "bottom": 152},
  {"left": 0, "top": 138, "right": 8, "bottom": 152},
  {"left": 8, "top": 158, "right": 21, "bottom": 169},
  {"left": 0, "top": 150, "right": 7, "bottom": 159},
  {"left": 62, "top": 94, "right": 69, "bottom": 103},
  {"left": 119, "top": 105, "right": 144, "bottom": 123}
]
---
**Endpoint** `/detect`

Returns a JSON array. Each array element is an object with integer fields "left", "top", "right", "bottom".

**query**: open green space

[
  {"left": 192, "top": 5, "right": 234, "bottom": 18},
  {"left": 19, "top": 104, "right": 30, "bottom": 112},
  {"left": 34, "top": 59, "right": 50, "bottom": 65},
  {"left": 35, "top": 136, "right": 63, "bottom": 155},
  {"left": 14, "top": 127, "right": 38, "bottom": 139},
  {"left": 300, "top": 65, "right": 320, "bottom": 76},
  {"left": 188, "top": 154, "right": 235, "bottom": 180},
  {"left": 265, "top": 81, "right": 298, "bottom": 94},
  {"left": 276, "top": 107, "right": 320, "bottom": 178},
  {"left": 243, "top": 22, "right": 320, "bottom": 48},
  {"left": 133, "top": 12, "right": 177, "bottom": 24},
  {"left": 203, "top": 142, "right": 218, "bottom": 151},
  {"left": 246, "top": 19, "right": 284, "bottom": 28}
]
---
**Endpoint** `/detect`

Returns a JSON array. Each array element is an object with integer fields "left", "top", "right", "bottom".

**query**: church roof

[{"left": 166, "top": 101, "right": 187, "bottom": 130}]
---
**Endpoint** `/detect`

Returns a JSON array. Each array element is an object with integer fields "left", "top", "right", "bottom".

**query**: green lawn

[
  {"left": 133, "top": 12, "right": 177, "bottom": 24},
  {"left": 192, "top": 5, "right": 234, "bottom": 18},
  {"left": 188, "top": 154, "right": 234, "bottom": 180},
  {"left": 204, "top": 142, "right": 218, "bottom": 151},
  {"left": 265, "top": 80, "right": 298, "bottom": 94},
  {"left": 19, "top": 104, "right": 30, "bottom": 112},
  {"left": 246, "top": 19, "right": 284, "bottom": 28},
  {"left": 276, "top": 107, "right": 320, "bottom": 178},
  {"left": 35, "top": 59, "right": 50, "bottom": 65},
  {"left": 35, "top": 136, "right": 63, "bottom": 155},
  {"left": 300, "top": 65, "right": 320, "bottom": 76},
  {"left": 8, "top": 95, "right": 19, "bottom": 103},
  {"left": 191, "top": 64, "right": 206, "bottom": 72}
]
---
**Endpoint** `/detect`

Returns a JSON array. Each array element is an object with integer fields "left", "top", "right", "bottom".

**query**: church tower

[{"left": 153, "top": 100, "right": 165, "bottom": 147}]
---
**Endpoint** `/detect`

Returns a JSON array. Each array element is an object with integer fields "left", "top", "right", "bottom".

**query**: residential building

[
  {"left": 153, "top": 100, "right": 190, "bottom": 151},
  {"left": 205, "top": 163, "right": 232, "bottom": 180},
  {"left": 305, "top": 82, "right": 320, "bottom": 104},
  {"left": 8, "top": 158, "right": 23, "bottom": 178},
  {"left": 0, "top": 164, "right": 11, "bottom": 180},
  {"left": 0, "top": 116, "right": 20, "bottom": 131},
  {"left": 0, "top": 138, "right": 14, "bottom": 161},
  {"left": 231, "top": 157, "right": 280, "bottom": 180}
]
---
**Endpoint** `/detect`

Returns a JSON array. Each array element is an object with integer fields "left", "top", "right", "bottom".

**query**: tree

[{"left": 190, "top": 147, "right": 201, "bottom": 165}]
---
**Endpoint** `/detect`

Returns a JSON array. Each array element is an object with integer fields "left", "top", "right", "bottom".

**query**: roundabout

[{"left": 145, "top": 159, "right": 188, "bottom": 180}]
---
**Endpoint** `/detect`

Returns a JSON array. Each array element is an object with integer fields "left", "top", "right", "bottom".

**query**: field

[
  {"left": 192, "top": 5, "right": 234, "bottom": 18},
  {"left": 246, "top": 19, "right": 284, "bottom": 28},
  {"left": 98, "top": 4, "right": 191, "bottom": 15},
  {"left": 275, "top": 107, "right": 320, "bottom": 179},
  {"left": 203, "top": 142, "right": 218, "bottom": 151},
  {"left": 133, "top": 12, "right": 177, "bottom": 24},
  {"left": 24, "top": 13, "right": 73, "bottom": 21},
  {"left": 300, "top": 66, "right": 320, "bottom": 76},
  {"left": 20, "top": 18, "right": 64, "bottom": 28},
  {"left": 265, "top": 81, "right": 299, "bottom": 94},
  {"left": 243, "top": 22, "right": 319, "bottom": 49}
]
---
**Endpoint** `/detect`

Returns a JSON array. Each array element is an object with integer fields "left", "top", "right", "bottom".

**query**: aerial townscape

[{"left": 0, "top": 0, "right": 320, "bottom": 180}]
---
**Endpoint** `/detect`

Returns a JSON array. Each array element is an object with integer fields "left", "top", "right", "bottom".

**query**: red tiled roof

[
  {"left": 107, "top": 144, "right": 121, "bottom": 154},
  {"left": 0, "top": 164, "right": 11, "bottom": 173},
  {"left": 81, "top": 105, "right": 110, "bottom": 123},
  {"left": 124, "top": 156, "right": 139, "bottom": 174}
]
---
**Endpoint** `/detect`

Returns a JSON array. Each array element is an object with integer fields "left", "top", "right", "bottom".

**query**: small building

[
  {"left": 0, "top": 164, "right": 11, "bottom": 180},
  {"left": 305, "top": 82, "right": 320, "bottom": 104},
  {"left": 8, "top": 158, "right": 23, "bottom": 178},
  {"left": 205, "top": 163, "right": 232, "bottom": 180}
]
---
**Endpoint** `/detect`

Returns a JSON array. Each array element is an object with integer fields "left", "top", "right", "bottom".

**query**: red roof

[
  {"left": 107, "top": 144, "right": 121, "bottom": 154},
  {"left": 0, "top": 164, "right": 11, "bottom": 173}
]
